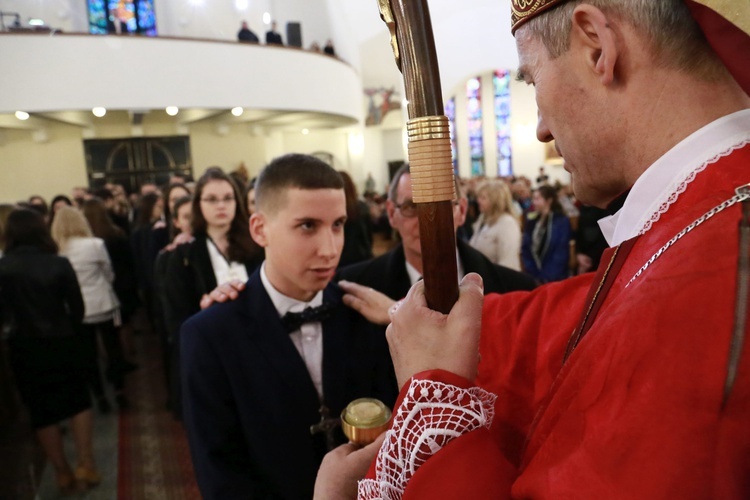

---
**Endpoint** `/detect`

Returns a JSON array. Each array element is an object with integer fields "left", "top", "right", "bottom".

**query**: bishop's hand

[
  {"left": 387, "top": 273, "right": 484, "bottom": 389},
  {"left": 313, "top": 433, "right": 386, "bottom": 500}
]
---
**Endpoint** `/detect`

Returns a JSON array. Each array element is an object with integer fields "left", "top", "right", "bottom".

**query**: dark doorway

[{"left": 84, "top": 136, "right": 192, "bottom": 193}]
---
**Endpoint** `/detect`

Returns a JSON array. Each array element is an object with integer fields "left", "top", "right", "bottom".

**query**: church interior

[{"left": 0, "top": 0, "right": 573, "bottom": 497}]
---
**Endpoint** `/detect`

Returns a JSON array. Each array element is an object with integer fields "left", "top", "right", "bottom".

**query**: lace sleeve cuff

[{"left": 358, "top": 376, "right": 497, "bottom": 500}]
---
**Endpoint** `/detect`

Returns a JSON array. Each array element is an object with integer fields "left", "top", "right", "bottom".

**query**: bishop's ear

[
  {"left": 571, "top": 4, "right": 618, "bottom": 86},
  {"left": 249, "top": 212, "right": 269, "bottom": 247}
]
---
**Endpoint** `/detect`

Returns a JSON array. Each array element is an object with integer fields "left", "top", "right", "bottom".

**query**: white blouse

[
  {"left": 206, "top": 238, "right": 249, "bottom": 286},
  {"left": 469, "top": 213, "right": 522, "bottom": 271}
]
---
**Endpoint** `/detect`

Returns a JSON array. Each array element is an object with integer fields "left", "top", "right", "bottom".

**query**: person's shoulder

[
  {"left": 460, "top": 240, "right": 536, "bottom": 292},
  {"left": 488, "top": 263, "right": 537, "bottom": 291},
  {"left": 182, "top": 287, "right": 251, "bottom": 336},
  {"left": 337, "top": 250, "right": 393, "bottom": 283}
]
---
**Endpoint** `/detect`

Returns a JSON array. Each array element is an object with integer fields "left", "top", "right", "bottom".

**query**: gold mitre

[
  {"left": 511, "top": 0, "right": 568, "bottom": 34},
  {"left": 510, "top": 0, "right": 750, "bottom": 94}
]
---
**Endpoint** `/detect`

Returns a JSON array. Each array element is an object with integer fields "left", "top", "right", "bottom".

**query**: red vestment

[{"left": 361, "top": 142, "right": 750, "bottom": 499}]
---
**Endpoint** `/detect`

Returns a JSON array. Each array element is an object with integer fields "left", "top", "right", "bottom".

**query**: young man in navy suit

[{"left": 180, "top": 154, "right": 390, "bottom": 499}]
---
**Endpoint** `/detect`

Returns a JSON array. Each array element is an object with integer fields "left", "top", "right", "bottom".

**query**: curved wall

[{"left": 0, "top": 33, "right": 362, "bottom": 122}]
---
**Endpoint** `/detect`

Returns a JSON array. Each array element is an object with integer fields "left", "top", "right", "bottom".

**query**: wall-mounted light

[
  {"left": 92, "top": 107, "right": 107, "bottom": 117},
  {"left": 15, "top": 111, "right": 29, "bottom": 121},
  {"left": 28, "top": 18, "right": 45, "bottom": 26},
  {"left": 166, "top": 106, "right": 179, "bottom": 116},
  {"left": 231, "top": 107, "right": 244, "bottom": 117},
  {"left": 235, "top": 0, "right": 249, "bottom": 10},
  {"left": 263, "top": 12, "right": 271, "bottom": 25}
]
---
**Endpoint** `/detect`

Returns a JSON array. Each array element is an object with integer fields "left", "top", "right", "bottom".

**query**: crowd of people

[
  {"left": 0, "top": 157, "right": 605, "bottom": 497},
  {"left": 237, "top": 19, "right": 337, "bottom": 58}
]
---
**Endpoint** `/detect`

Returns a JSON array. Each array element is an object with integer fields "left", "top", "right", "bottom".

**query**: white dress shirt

[
  {"left": 260, "top": 262, "right": 324, "bottom": 400},
  {"left": 599, "top": 109, "right": 750, "bottom": 246},
  {"left": 405, "top": 249, "right": 465, "bottom": 286},
  {"left": 206, "top": 238, "right": 249, "bottom": 286}
]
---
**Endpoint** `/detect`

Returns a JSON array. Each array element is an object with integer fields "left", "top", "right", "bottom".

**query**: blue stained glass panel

[
  {"left": 466, "top": 77, "right": 484, "bottom": 177},
  {"left": 494, "top": 70, "right": 513, "bottom": 176}
]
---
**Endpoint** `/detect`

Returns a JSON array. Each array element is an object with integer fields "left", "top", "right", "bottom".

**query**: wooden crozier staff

[
  {"left": 340, "top": 0, "right": 457, "bottom": 444},
  {"left": 378, "top": 0, "right": 459, "bottom": 313}
]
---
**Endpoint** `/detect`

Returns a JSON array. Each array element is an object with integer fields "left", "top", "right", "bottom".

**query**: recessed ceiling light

[
  {"left": 15, "top": 111, "right": 29, "bottom": 120},
  {"left": 302, "top": 128, "right": 310, "bottom": 135},
  {"left": 235, "top": 0, "right": 248, "bottom": 10},
  {"left": 92, "top": 107, "right": 107, "bottom": 117},
  {"left": 231, "top": 107, "right": 244, "bottom": 117},
  {"left": 166, "top": 106, "right": 179, "bottom": 116}
]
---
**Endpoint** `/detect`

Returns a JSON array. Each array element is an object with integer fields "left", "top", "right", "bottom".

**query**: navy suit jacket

[
  {"left": 337, "top": 239, "right": 537, "bottom": 407},
  {"left": 181, "top": 268, "right": 390, "bottom": 499}
]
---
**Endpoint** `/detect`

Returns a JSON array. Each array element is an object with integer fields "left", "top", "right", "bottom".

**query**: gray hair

[{"left": 521, "top": 0, "right": 726, "bottom": 80}]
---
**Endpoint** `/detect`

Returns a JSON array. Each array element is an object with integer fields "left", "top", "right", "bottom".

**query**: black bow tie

[{"left": 281, "top": 303, "right": 336, "bottom": 333}]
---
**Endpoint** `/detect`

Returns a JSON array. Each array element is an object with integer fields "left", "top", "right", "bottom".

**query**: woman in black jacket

[
  {"left": 164, "top": 168, "right": 262, "bottom": 418},
  {"left": 0, "top": 209, "right": 100, "bottom": 494}
]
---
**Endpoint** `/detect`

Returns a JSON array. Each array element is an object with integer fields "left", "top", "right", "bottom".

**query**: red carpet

[{"left": 117, "top": 334, "right": 200, "bottom": 499}]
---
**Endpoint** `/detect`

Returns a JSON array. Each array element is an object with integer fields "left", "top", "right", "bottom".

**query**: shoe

[
  {"left": 96, "top": 396, "right": 112, "bottom": 415},
  {"left": 74, "top": 465, "right": 101, "bottom": 489},
  {"left": 56, "top": 469, "right": 77, "bottom": 496}
]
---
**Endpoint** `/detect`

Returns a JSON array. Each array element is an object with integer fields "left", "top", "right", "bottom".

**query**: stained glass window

[
  {"left": 445, "top": 97, "right": 457, "bottom": 174},
  {"left": 494, "top": 70, "right": 513, "bottom": 176},
  {"left": 88, "top": 0, "right": 157, "bottom": 35},
  {"left": 466, "top": 77, "right": 484, "bottom": 176},
  {"left": 88, "top": 0, "right": 108, "bottom": 34}
]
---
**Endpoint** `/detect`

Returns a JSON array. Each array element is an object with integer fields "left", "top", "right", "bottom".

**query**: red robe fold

[{"left": 366, "top": 143, "right": 750, "bottom": 499}]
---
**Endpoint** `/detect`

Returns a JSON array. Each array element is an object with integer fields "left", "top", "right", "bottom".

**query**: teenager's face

[
  {"left": 173, "top": 203, "right": 192, "bottom": 234},
  {"left": 200, "top": 180, "right": 236, "bottom": 230},
  {"left": 250, "top": 187, "right": 346, "bottom": 302}
]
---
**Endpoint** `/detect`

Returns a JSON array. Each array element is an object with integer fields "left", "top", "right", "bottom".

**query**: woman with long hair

[
  {"left": 338, "top": 170, "right": 374, "bottom": 268},
  {"left": 82, "top": 198, "right": 139, "bottom": 368},
  {"left": 164, "top": 167, "right": 262, "bottom": 417},
  {"left": 0, "top": 209, "right": 100, "bottom": 494},
  {"left": 130, "top": 191, "right": 164, "bottom": 328},
  {"left": 469, "top": 180, "right": 522, "bottom": 270},
  {"left": 521, "top": 185, "right": 572, "bottom": 283},
  {"left": 51, "top": 206, "right": 129, "bottom": 411}
]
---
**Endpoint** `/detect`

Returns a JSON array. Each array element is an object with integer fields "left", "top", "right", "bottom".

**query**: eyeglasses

[
  {"left": 395, "top": 200, "right": 418, "bottom": 218},
  {"left": 395, "top": 199, "right": 459, "bottom": 218},
  {"left": 200, "top": 196, "right": 236, "bottom": 205}
]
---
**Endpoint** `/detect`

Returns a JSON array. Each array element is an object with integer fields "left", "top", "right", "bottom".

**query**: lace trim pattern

[
  {"left": 638, "top": 139, "right": 750, "bottom": 236},
  {"left": 358, "top": 379, "right": 497, "bottom": 500}
]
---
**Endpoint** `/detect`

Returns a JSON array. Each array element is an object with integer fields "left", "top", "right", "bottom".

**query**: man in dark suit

[
  {"left": 181, "top": 154, "right": 389, "bottom": 499},
  {"left": 339, "top": 164, "right": 536, "bottom": 299},
  {"left": 336, "top": 164, "right": 536, "bottom": 405},
  {"left": 265, "top": 21, "right": 283, "bottom": 45}
]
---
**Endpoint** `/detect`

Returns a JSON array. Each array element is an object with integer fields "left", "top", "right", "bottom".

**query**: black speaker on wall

[{"left": 287, "top": 22, "right": 302, "bottom": 48}]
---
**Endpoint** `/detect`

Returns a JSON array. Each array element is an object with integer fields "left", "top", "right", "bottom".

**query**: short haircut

[
  {"left": 520, "top": 0, "right": 726, "bottom": 81},
  {"left": 254, "top": 154, "right": 344, "bottom": 214},
  {"left": 387, "top": 163, "right": 463, "bottom": 203}
]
